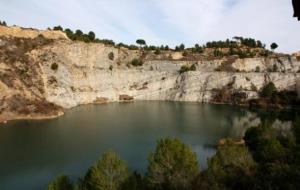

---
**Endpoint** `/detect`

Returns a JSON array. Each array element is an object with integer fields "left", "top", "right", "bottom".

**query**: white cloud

[
  {"left": 153, "top": 0, "right": 300, "bottom": 53},
  {"left": 0, "top": 0, "right": 299, "bottom": 52}
]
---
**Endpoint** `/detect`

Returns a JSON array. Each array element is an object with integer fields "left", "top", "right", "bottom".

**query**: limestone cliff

[{"left": 1, "top": 26, "right": 300, "bottom": 121}]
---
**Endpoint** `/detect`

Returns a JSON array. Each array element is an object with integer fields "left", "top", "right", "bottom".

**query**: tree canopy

[
  {"left": 53, "top": 26, "right": 63, "bottom": 31},
  {"left": 270, "top": 43, "right": 278, "bottom": 51},
  {"left": 146, "top": 138, "right": 199, "bottom": 190},
  {"left": 47, "top": 175, "right": 73, "bottom": 190},
  {"left": 136, "top": 39, "right": 146, "bottom": 46},
  {"left": 83, "top": 151, "right": 130, "bottom": 190}
]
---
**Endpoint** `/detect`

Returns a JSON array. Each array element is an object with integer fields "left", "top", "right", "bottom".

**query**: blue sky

[{"left": 0, "top": 0, "right": 299, "bottom": 53}]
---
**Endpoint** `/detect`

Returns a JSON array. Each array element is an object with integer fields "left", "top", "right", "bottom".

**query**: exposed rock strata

[{"left": 1, "top": 26, "right": 300, "bottom": 121}]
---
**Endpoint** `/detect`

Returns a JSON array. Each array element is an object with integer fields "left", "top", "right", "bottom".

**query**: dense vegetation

[
  {"left": 49, "top": 25, "right": 277, "bottom": 58},
  {"left": 47, "top": 119, "right": 300, "bottom": 190},
  {"left": 130, "top": 58, "right": 144, "bottom": 67},
  {"left": 0, "top": 22, "right": 279, "bottom": 59},
  {"left": 52, "top": 26, "right": 115, "bottom": 45},
  {"left": 206, "top": 37, "right": 264, "bottom": 49},
  {"left": 248, "top": 82, "right": 300, "bottom": 108}
]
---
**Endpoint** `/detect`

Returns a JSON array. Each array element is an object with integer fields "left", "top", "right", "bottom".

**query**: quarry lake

[{"left": 0, "top": 101, "right": 296, "bottom": 190}]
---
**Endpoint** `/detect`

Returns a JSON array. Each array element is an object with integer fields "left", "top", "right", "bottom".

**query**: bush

[
  {"left": 273, "top": 64, "right": 278, "bottom": 72},
  {"left": 51, "top": 63, "right": 58, "bottom": 71},
  {"left": 84, "top": 151, "right": 129, "bottom": 190},
  {"left": 213, "top": 50, "right": 223, "bottom": 57},
  {"left": 0, "top": 20, "right": 7, "bottom": 26},
  {"left": 179, "top": 65, "right": 190, "bottom": 74},
  {"left": 190, "top": 64, "right": 196, "bottom": 71},
  {"left": 53, "top": 26, "right": 63, "bottom": 31},
  {"left": 108, "top": 52, "right": 114, "bottom": 61},
  {"left": 146, "top": 138, "right": 199, "bottom": 190},
  {"left": 193, "top": 44, "right": 203, "bottom": 53},
  {"left": 154, "top": 49, "right": 161, "bottom": 55},
  {"left": 260, "top": 82, "right": 277, "bottom": 98},
  {"left": 179, "top": 64, "right": 197, "bottom": 74},
  {"left": 64, "top": 28, "right": 74, "bottom": 40},
  {"left": 182, "top": 51, "right": 188, "bottom": 57},
  {"left": 130, "top": 58, "right": 143, "bottom": 67}
]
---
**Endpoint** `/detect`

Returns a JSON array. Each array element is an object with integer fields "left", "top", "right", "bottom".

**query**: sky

[{"left": 0, "top": 0, "right": 299, "bottom": 53}]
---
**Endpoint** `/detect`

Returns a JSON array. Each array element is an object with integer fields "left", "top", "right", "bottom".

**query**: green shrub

[
  {"left": 130, "top": 58, "right": 143, "bottom": 67},
  {"left": 53, "top": 26, "right": 63, "bottom": 31},
  {"left": 179, "top": 65, "right": 190, "bottom": 74},
  {"left": 182, "top": 51, "right": 188, "bottom": 57},
  {"left": 108, "top": 52, "right": 114, "bottom": 61},
  {"left": 213, "top": 50, "right": 223, "bottom": 57},
  {"left": 51, "top": 63, "right": 58, "bottom": 71},
  {"left": 179, "top": 64, "right": 197, "bottom": 74},
  {"left": 190, "top": 64, "right": 196, "bottom": 71},
  {"left": 0, "top": 20, "right": 7, "bottom": 26},
  {"left": 255, "top": 66, "right": 260, "bottom": 72},
  {"left": 260, "top": 82, "right": 277, "bottom": 98},
  {"left": 193, "top": 44, "right": 203, "bottom": 53},
  {"left": 154, "top": 49, "right": 161, "bottom": 55}
]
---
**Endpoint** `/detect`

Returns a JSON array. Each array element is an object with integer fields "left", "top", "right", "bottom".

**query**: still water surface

[{"left": 0, "top": 101, "right": 294, "bottom": 190}]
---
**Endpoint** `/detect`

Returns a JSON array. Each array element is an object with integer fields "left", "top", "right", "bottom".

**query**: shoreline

[
  {"left": 0, "top": 111, "right": 64, "bottom": 124},
  {"left": 1, "top": 100, "right": 298, "bottom": 124}
]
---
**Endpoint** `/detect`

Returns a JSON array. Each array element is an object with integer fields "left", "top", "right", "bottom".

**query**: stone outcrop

[{"left": 1, "top": 26, "right": 300, "bottom": 121}]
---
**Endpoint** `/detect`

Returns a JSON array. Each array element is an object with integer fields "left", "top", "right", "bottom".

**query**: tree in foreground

[
  {"left": 83, "top": 151, "right": 129, "bottom": 190},
  {"left": 47, "top": 175, "right": 73, "bottom": 190},
  {"left": 203, "top": 140, "right": 257, "bottom": 190},
  {"left": 146, "top": 138, "right": 199, "bottom": 190}
]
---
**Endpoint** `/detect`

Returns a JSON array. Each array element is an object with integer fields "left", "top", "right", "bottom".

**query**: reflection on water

[{"left": 0, "top": 101, "right": 295, "bottom": 190}]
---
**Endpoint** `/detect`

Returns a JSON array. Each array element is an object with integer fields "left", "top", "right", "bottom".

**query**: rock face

[{"left": 1, "top": 26, "right": 300, "bottom": 121}]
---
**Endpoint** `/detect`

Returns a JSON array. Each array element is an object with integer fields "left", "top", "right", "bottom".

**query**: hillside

[{"left": 1, "top": 25, "right": 300, "bottom": 122}]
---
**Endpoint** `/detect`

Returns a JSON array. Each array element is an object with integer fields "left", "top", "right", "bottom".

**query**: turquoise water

[{"left": 0, "top": 101, "right": 294, "bottom": 190}]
